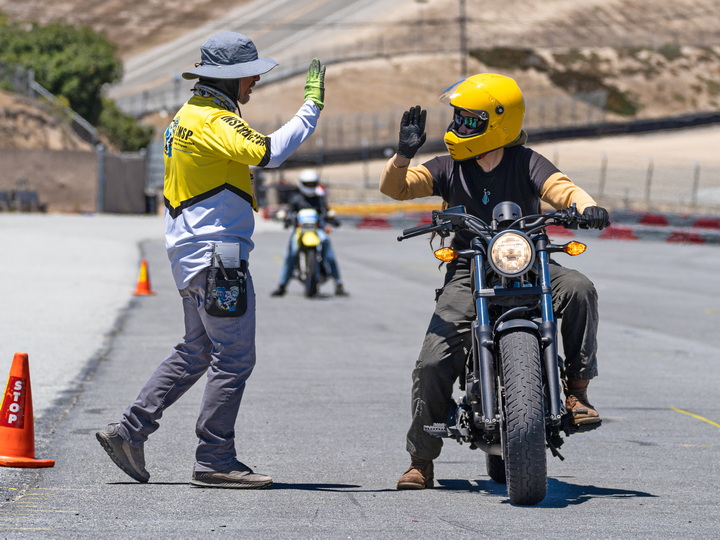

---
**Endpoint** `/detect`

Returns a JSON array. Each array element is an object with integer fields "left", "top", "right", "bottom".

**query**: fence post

[
  {"left": 356, "top": 113, "right": 363, "bottom": 147},
  {"left": 690, "top": 160, "right": 701, "bottom": 210},
  {"left": 336, "top": 116, "right": 344, "bottom": 149},
  {"left": 96, "top": 144, "right": 106, "bottom": 213},
  {"left": 315, "top": 137, "right": 324, "bottom": 167},
  {"left": 362, "top": 138, "right": 370, "bottom": 188},
  {"left": 598, "top": 152, "right": 607, "bottom": 199},
  {"left": 644, "top": 157, "right": 654, "bottom": 205}
]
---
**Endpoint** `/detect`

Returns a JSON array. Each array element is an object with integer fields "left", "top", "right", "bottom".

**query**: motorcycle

[
  {"left": 397, "top": 202, "right": 601, "bottom": 506},
  {"left": 282, "top": 208, "right": 331, "bottom": 297}
]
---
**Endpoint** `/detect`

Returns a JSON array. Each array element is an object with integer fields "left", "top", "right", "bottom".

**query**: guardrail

[{"left": 0, "top": 63, "right": 98, "bottom": 145}]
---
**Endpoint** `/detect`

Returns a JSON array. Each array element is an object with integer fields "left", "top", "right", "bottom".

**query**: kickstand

[{"left": 547, "top": 439, "right": 565, "bottom": 461}]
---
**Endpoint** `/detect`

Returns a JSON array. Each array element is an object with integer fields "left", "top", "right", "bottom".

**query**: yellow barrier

[{"left": 332, "top": 202, "right": 441, "bottom": 216}]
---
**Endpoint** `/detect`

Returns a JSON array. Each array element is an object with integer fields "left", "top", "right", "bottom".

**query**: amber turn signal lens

[
  {"left": 563, "top": 241, "right": 587, "bottom": 256},
  {"left": 434, "top": 247, "right": 458, "bottom": 262}
]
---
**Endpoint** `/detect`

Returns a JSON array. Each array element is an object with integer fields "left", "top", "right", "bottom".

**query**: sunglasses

[{"left": 453, "top": 112, "right": 488, "bottom": 130}]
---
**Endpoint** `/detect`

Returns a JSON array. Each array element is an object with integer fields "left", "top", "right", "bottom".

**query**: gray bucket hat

[{"left": 182, "top": 32, "right": 278, "bottom": 80}]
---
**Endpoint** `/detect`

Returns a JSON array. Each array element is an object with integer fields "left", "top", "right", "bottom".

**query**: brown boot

[
  {"left": 396, "top": 456, "right": 434, "bottom": 490},
  {"left": 566, "top": 379, "right": 601, "bottom": 425}
]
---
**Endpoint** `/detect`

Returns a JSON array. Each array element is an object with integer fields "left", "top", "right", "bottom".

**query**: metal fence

[
  {"left": 250, "top": 92, "right": 608, "bottom": 159},
  {"left": 3, "top": 60, "right": 718, "bottom": 215},
  {"left": 1, "top": 64, "right": 98, "bottom": 145}
]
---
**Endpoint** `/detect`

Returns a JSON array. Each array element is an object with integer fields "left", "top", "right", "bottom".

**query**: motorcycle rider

[
  {"left": 380, "top": 73, "right": 609, "bottom": 490},
  {"left": 271, "top": 169, "right": 348, "bottom": 296}
]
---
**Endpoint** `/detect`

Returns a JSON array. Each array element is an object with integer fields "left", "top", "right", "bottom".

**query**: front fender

[
  {"left": 495, "top": 319, "right": 539, "bottom": 335},
  {"left": 299, "top": 230, "right": 321, "bottom": 247}
]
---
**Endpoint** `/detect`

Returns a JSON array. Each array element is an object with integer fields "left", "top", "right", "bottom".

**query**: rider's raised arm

[
  {"left": 380, "top": 159, "right": 434, "bottom": 201},
  {"left": 540, "top": 172, "right": 597, "bottom": 212}
]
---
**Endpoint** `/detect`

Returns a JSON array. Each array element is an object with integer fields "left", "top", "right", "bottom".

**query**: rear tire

[
  {"left": 486, "top": 454, "right": 506, "bottom": 484},
  {"left": 499, "top": 328, "right": 547, "bottom": 505},
  {"left": 304, "top": 247, "right": 318, "bottom": 297}
]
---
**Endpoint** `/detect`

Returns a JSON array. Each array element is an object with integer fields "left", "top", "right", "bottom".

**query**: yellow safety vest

[{"left": 163, "top": 95, "right": 269, "bottom": 217}]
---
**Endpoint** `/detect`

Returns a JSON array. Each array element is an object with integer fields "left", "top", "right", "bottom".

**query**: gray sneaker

[
  {"left": 96, "top": 423, "right": 150, "bottom": 483},
  {"left": 190, "top": 461, "right": 272, "bottom": 489}
]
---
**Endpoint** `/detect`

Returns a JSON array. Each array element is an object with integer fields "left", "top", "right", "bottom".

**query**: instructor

[{"left": 97, "top": 31, "right": 326, "bottom": 489}]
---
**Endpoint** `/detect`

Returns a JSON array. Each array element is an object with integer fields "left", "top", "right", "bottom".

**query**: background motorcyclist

[
  {"left": 271, "top": 169, "right": 348, "bottom": 296},
  {"left": 380, "top": 73, "right": 609, "bottom": 490}
]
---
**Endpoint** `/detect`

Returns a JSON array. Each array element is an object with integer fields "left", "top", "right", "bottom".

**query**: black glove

[
  {"left": 397, "top": 105, "right": 427, "bottom": 159},
  {"left": 581, "top": 206, "right": 610, "bottom": 230}
]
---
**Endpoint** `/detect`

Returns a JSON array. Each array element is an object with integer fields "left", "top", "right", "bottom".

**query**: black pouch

[{"left": 204, "top": 257, "right": 248, "bottom": 317}]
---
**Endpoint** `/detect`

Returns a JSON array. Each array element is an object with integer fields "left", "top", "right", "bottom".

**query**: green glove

[{"left": 304, "top": 58, "right": 326, "bottom": 110}]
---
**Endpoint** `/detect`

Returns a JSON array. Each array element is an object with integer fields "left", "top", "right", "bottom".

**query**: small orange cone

[
  {"left": 133, "top": 259, "right": 156, "bottom": 296},
  {"left": 0, "top": 353, "right": 55, "bottom": 468}
]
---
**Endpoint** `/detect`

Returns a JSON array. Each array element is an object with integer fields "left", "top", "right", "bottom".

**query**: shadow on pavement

[
  {"left": 269, "top": 483, "right": 393, "bottom": 492},
  {"left": 102, "top": 482, "right": 394, "bottom": 492},
  {"left": 436, "top": 477, "right": 657, "bottom": 507}
]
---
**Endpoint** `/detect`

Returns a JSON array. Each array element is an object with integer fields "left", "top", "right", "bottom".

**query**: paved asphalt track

[{"left": 1, "top": 213, "right": 719, "bottom": 538}]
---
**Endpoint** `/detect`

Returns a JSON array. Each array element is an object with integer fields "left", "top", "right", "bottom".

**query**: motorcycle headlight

[{"left": 488, "top": 231, "right": 534, "bottom": 276}]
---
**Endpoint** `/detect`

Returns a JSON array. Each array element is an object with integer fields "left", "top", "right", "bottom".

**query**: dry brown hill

[
  {"left": 1, "top": 0, "right": 719, "bottom": 143},
  {"left": 0, "top": 90, "right": 92, "bottom": 150},
  {"left": 0, "top": 0, "right": 253, "bottom": 60}
]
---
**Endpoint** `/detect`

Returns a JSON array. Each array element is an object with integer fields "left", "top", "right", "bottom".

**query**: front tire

[
  {"left": 499, "top": 328, "right": 547, "bottom": 505},
  {"left": 304, "top": 247, "right": 318, "bottom": 297}
]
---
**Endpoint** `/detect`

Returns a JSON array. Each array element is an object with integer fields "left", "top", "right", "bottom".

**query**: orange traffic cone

[
  {"left": 0, "top": 353, "right": 55, "bottom": 468},
  {"left": 133, "top": 259, "right": 156, "bottom": 296}
]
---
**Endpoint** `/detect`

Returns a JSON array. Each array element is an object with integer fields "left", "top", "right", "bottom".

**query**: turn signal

[
  {"left": 563, "top": 241, "right": 587, "bottom": 256},
  {"left": 434, "top": 247, "right": 458, "bottom": 262}
]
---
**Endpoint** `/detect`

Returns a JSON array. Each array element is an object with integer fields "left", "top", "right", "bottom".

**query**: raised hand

[
  {"left": 397, "top": 105, "right": 427, "bottom": 159},
  {"left": 304, "top": 58, "right": 326, "bottom": 110}
]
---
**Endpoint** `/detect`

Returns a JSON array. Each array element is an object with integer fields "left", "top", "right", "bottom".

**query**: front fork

[
  {"left": 536, "top": 242, "right": 563, "bottom": 426},
  {"left": 469, "top": 241, "right": 498, "bottom": 433},
  {"left": 469, "top": 237, "right": 564, "bottom": 433}
]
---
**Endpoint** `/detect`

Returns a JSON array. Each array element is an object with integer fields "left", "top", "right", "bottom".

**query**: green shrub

[
  {"left": 0, "top": 20, "right": 121, "bottom": 124},
  {"left": 0, "top": 16, "right": 151, "bottom": 151},
  {"left": 549, "top": 70, "right": 639, "bottom": 116},
  {"left": 657, "top": 43, "right": 683, "bottom": 62},
  {"left": 98, "top": 99, "right": 154, "bottom": 152},
  {"left": 469, "top": 47, "right": 548, "bottom": 71}
]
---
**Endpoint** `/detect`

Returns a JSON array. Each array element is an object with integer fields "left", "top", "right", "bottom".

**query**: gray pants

[
  {"left": 116, "top": 269, "right": 256, "bottom": 472},
  {"left": 407, "top": 262, "right": 599, "bottom": 460}
]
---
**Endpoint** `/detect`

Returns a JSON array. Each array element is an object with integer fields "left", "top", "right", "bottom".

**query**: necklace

[
  {"left": 477, "top": 151, "right": 502, "bottom": 205},
  {"left": 481, "top": 170, "right": 497, "bottom": 205},
  {"left": 482, "top": 187, "right": 491, "bottom": 205}
]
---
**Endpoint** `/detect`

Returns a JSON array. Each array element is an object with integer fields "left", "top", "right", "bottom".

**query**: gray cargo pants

[
  {"left": 407, "top": 261, "right": 599, "bottom": 460},
  {"left": 116, "top": 268, "right": 256, "bottom": 472}
]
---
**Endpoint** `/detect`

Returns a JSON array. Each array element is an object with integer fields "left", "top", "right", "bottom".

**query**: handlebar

[{"left": 398, "top": 203, "right": 590, "bottom": 242}]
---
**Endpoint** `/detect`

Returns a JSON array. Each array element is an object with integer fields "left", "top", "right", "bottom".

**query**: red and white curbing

[
  {"left": 599, "top": 211, "right": 720, "bottom": 244},
  {"left": 354, "top": 211, "right": 720, "bottom": 245},
  {"left": 264, "top": 206, "right": 720, "bottom": 245}
]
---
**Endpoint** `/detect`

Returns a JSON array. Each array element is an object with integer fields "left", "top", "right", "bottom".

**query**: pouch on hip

[{"left": 204, "top": 250, "right": 248, "bottom": 318}]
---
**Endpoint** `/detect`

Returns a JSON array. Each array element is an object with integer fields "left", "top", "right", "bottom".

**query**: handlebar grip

[
  {"left": 397, "top": 222, "right": 438, "bottom": 242},
  {"left": 402, "top": 223, "right": 433, "bottom": 236}
]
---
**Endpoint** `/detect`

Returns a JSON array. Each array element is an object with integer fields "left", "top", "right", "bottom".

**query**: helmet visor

[
  {"left": 449, "top": 108, "right": 489, "bottom": 138},
  {"left": 439, "top": 79, "right": 464, "bottom": 106}
]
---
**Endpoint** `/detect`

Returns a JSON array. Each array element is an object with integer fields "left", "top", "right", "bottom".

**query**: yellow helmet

[{"left": 441, "top": 73, "right": 525, "bottom": 161}]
